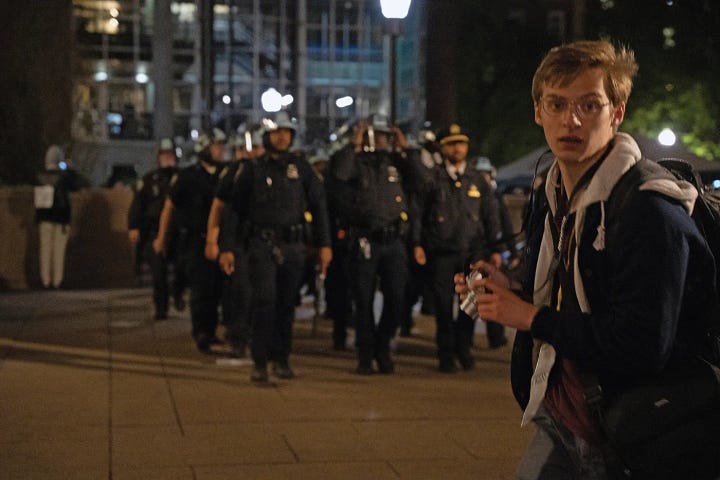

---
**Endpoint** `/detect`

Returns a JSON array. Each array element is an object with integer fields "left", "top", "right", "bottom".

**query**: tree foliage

[
  {"left": 624, "top": 82, "right": 720, "bottom": 160},
  {"left": 452, "top": 0, "right": 720, "bottom": 167}
]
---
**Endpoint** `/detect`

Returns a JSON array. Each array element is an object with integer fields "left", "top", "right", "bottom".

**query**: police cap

[{"left": 437, "top": 124, "right": 469, "bottom": 146}]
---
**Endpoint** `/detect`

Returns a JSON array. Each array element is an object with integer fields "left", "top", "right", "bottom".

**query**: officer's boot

[
  {"left": 356, "top": 345, "right": 374, "bottom": 375},
  {"left": 455, "top": 330, "right": 475, "bottom": 371},
  {"left": 273, "top": 357, "right": 295, "bottom": 379},
  {"left": 374, "top": 341, "right": 394, "bottom": 374}
]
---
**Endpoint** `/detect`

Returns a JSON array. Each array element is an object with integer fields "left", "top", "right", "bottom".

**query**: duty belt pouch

[{"left": 587, "top": 358, "right": 720, "bottom": 479}]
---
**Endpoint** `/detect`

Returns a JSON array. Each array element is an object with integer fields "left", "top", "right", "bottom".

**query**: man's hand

[
  {"left": 414, "top": 245, "right": 426, "bottom": 266},
  {"left": 205, "top": 242, "right": 219, "bottom": 262},
  {"left": 318, "top": 246, "right": 333, "bottom": 276},
  {"left": 218, "top": 251, "right": 235, "bottom": 276},
  {"left": 489, "top": 252, "right": 503, "bottom": 269},
  {"left": 128, "top": 229, "right": 140, "bottom": 244},
  {"left": 473, "top": 277, "right": 538, "bottom": 331},
  {"left": 469, "top": 260, "right": 514, "bottom": 290},
  {"left": 152, "top": 236, "right": 166, "bottom": 256},
  {"left": 454, "top": 272, "right": 469, "bottom": 300},
  {"left": 391, "top": 126, "right": 408, "bottom": 149},
  {"left": 353, "top": 121, "right": 367, "bottom": 151}
]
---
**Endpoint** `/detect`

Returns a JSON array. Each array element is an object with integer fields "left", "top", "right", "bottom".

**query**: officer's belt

[
  {"left": 351, "top": 223, "right": 400, "bottom": 244},
  {"left": 251, "top": 224, "right": 304, "bottom": 243}
]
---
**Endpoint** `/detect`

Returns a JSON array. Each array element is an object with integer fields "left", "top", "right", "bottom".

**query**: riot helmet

[
  {"left": 194, "top": 128, "right": 227, "bottom": 164},
  {"left": 157, "top": 137, "right": 178, "bottom": 168},
  {"left": 262, "top": 111, "right": 297, "bottom": 153}
]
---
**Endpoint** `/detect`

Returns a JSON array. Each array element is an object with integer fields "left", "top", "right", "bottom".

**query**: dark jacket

[
  {"left": 35, "top": 169, "right": 88, "bottom": 224},
  {"left": 413, "top": 163, "right": 501, "bottom": 262},
  {"left": 511, "top": 134, "right": 719, "bottom": 410},
  {"left": 330, "top": 145, "right": 424, "bottom": 233},
  {"left": 168, "top": 163, "right": 220, "bottom": 238},
  {"left": 127, "top": 166, "right": 176, "bottom": 240},
  {"left": 230, "top": 151, "right": 331, "bottom": 248}
]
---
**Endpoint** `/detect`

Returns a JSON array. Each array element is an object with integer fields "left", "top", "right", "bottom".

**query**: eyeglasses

[{"left": 539, "top": 95, "right": 610, "bottom": 120}]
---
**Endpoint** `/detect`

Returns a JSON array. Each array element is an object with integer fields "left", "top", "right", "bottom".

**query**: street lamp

[
  {"left": 658, "top": 128, "right": 677, "bottom": 146},
  {"left": 380, "top": 0, "right": 412, "bottom": 125}
]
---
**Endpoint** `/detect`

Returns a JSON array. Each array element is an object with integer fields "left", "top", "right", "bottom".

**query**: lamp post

[{"left": 380, "top": 0, "right": 412, "bottom": 125}]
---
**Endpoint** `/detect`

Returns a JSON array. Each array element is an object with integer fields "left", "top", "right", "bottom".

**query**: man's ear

[
  {"left": 534, "top": 104, "right": 542, "bottom": 126},
  {"left": 611, "top": 103, "right": 626, "bottom": 127}
]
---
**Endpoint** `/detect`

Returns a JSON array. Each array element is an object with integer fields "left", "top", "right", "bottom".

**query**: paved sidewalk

[{"left": 0, "top": 288, "right": 533, "bottom": 480}]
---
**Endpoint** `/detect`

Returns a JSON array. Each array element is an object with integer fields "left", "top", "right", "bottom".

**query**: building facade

[{"left": 71, "top": 0, "right": 425, "bottom": 156}]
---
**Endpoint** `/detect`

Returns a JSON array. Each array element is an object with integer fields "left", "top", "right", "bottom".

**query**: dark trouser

[
  {"left": 142, "top": 241, "right": 169, "bottom": 316},
  {"left": 351, "top": 237, "right": 408, "bottom": 364},
  {"left": 166, "top": 234, "right": 187, "bottom": 303},
  {"left": 400, "top": 256, "right": 425, "bottom": 334},
  {"left": 224, "top": 247, "right": 252, "bottom": 346},
  {"left": 326, "top": 240, "right": 353, "bottom": 348},
  {"left": 427, "top": 251, "right": 475, "bottom": 362},
  {"left": 247, "top": 236, "right": 305, "bottom": 368},
  {"left": 181, "top": 238, "right": 222, "bottom": 343},
  {"left": 486, "top": 320, "right": 507, "bottom": 348}
]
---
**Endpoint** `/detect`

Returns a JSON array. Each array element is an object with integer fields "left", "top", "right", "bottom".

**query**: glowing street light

[
  {"left": 336, "top": 96, "right": 354, "bottom": 108},
  {"left": 281, "top": 94, "right": 294, "bottom": 107},
  {"left": 135, "top": 72, "right": 149, "bottom": 84},
  {"left": 261, "top": 88, "right": 282, "bottom": 112},
  {"left": 380, "top": 0, "right": 412, "bottom": 19},
  {"left": 222, "top": 94, "right": 231, "bottom": 105},
  {"left": 658, "top": 128, "right": 676, "bottom": 146}
]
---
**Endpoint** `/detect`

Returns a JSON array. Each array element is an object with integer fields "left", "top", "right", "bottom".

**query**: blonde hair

[{"left": 531, "top": 40, "right": 638, "bottom": 106}]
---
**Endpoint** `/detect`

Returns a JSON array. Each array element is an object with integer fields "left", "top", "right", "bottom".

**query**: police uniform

[
  {"left": 128, "top": 165, "right": 183, "bottom": 318},
  {"left": 331, "top": 138, "right": 423, "bottom": 374},
  {"left": 215, "top": 160, "right": 252, "bottom": 356},
  {"left": 229, "top": 149, "right": 331, "bottom": 378},
  {"left": 324, "top": 151, "right": 356, "bottom": 350},
  {"left": 169, "top": 163, "right": 223, "bottom": 350},
  {"left": 412, "top": 125, "right": 501, "bottom": 372}
]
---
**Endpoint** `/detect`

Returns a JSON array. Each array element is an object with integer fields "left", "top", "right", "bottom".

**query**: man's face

[
  {"left": 374, "top": 131, "right": 391, "bottom": 151},
  {"left": 209, "top": 141, "right": 226, "bottom": 161},
  {"left": 234, "top": 147, "right": 250, "bottom": 161},
  {"left": 269, "top": 128, "right": 293, "bottom": 152},
  {"left": 534, "top": 67, "right": 625, "bottom": 167},
  {"left": 158, "top": 151, "right": 176, "bottom": 168},
  {"left": 250, "top": 145, "right": 265, "bottom": 159},
  {"left": 312, "top": 160, "right": 328, "bottom": 176},
  {"left": 441, "top": 141, "right": 468, "bottom": 165}
]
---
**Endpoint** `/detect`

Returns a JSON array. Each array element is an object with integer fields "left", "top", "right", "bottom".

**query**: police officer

[
  {"left": 330, "top": 114, "right": 423, "bottom": 374},
  {"left": 412, "top": 124, "right": 501, "bottom": 372},
  {"left": 229, "top": 112, "right": 332, "bottom": 382},
  {"left": 207, "top": 125, "right": 265, "bottom": 358},
  {"left": 325, "top": 145, "right": 356, "bottom": 350},
  {"left": 128, "top": 137, "right": 184, "bottom": 319},
  {"left": 153, "top": 128, "right": 227, "bottom": 352}
]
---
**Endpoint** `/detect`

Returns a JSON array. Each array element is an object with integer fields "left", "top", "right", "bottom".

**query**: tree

[{"left": 587, "top": 0, "right": 720, "bottom": 162}]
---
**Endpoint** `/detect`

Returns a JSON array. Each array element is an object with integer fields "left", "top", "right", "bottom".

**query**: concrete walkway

[{"left": 0, "top": 288, "right": 533, "bottom": 479}]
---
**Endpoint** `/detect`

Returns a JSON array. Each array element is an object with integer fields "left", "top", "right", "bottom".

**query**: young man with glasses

[{"left": 456, "top": 40, "right": 719, "bottom": 478}]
